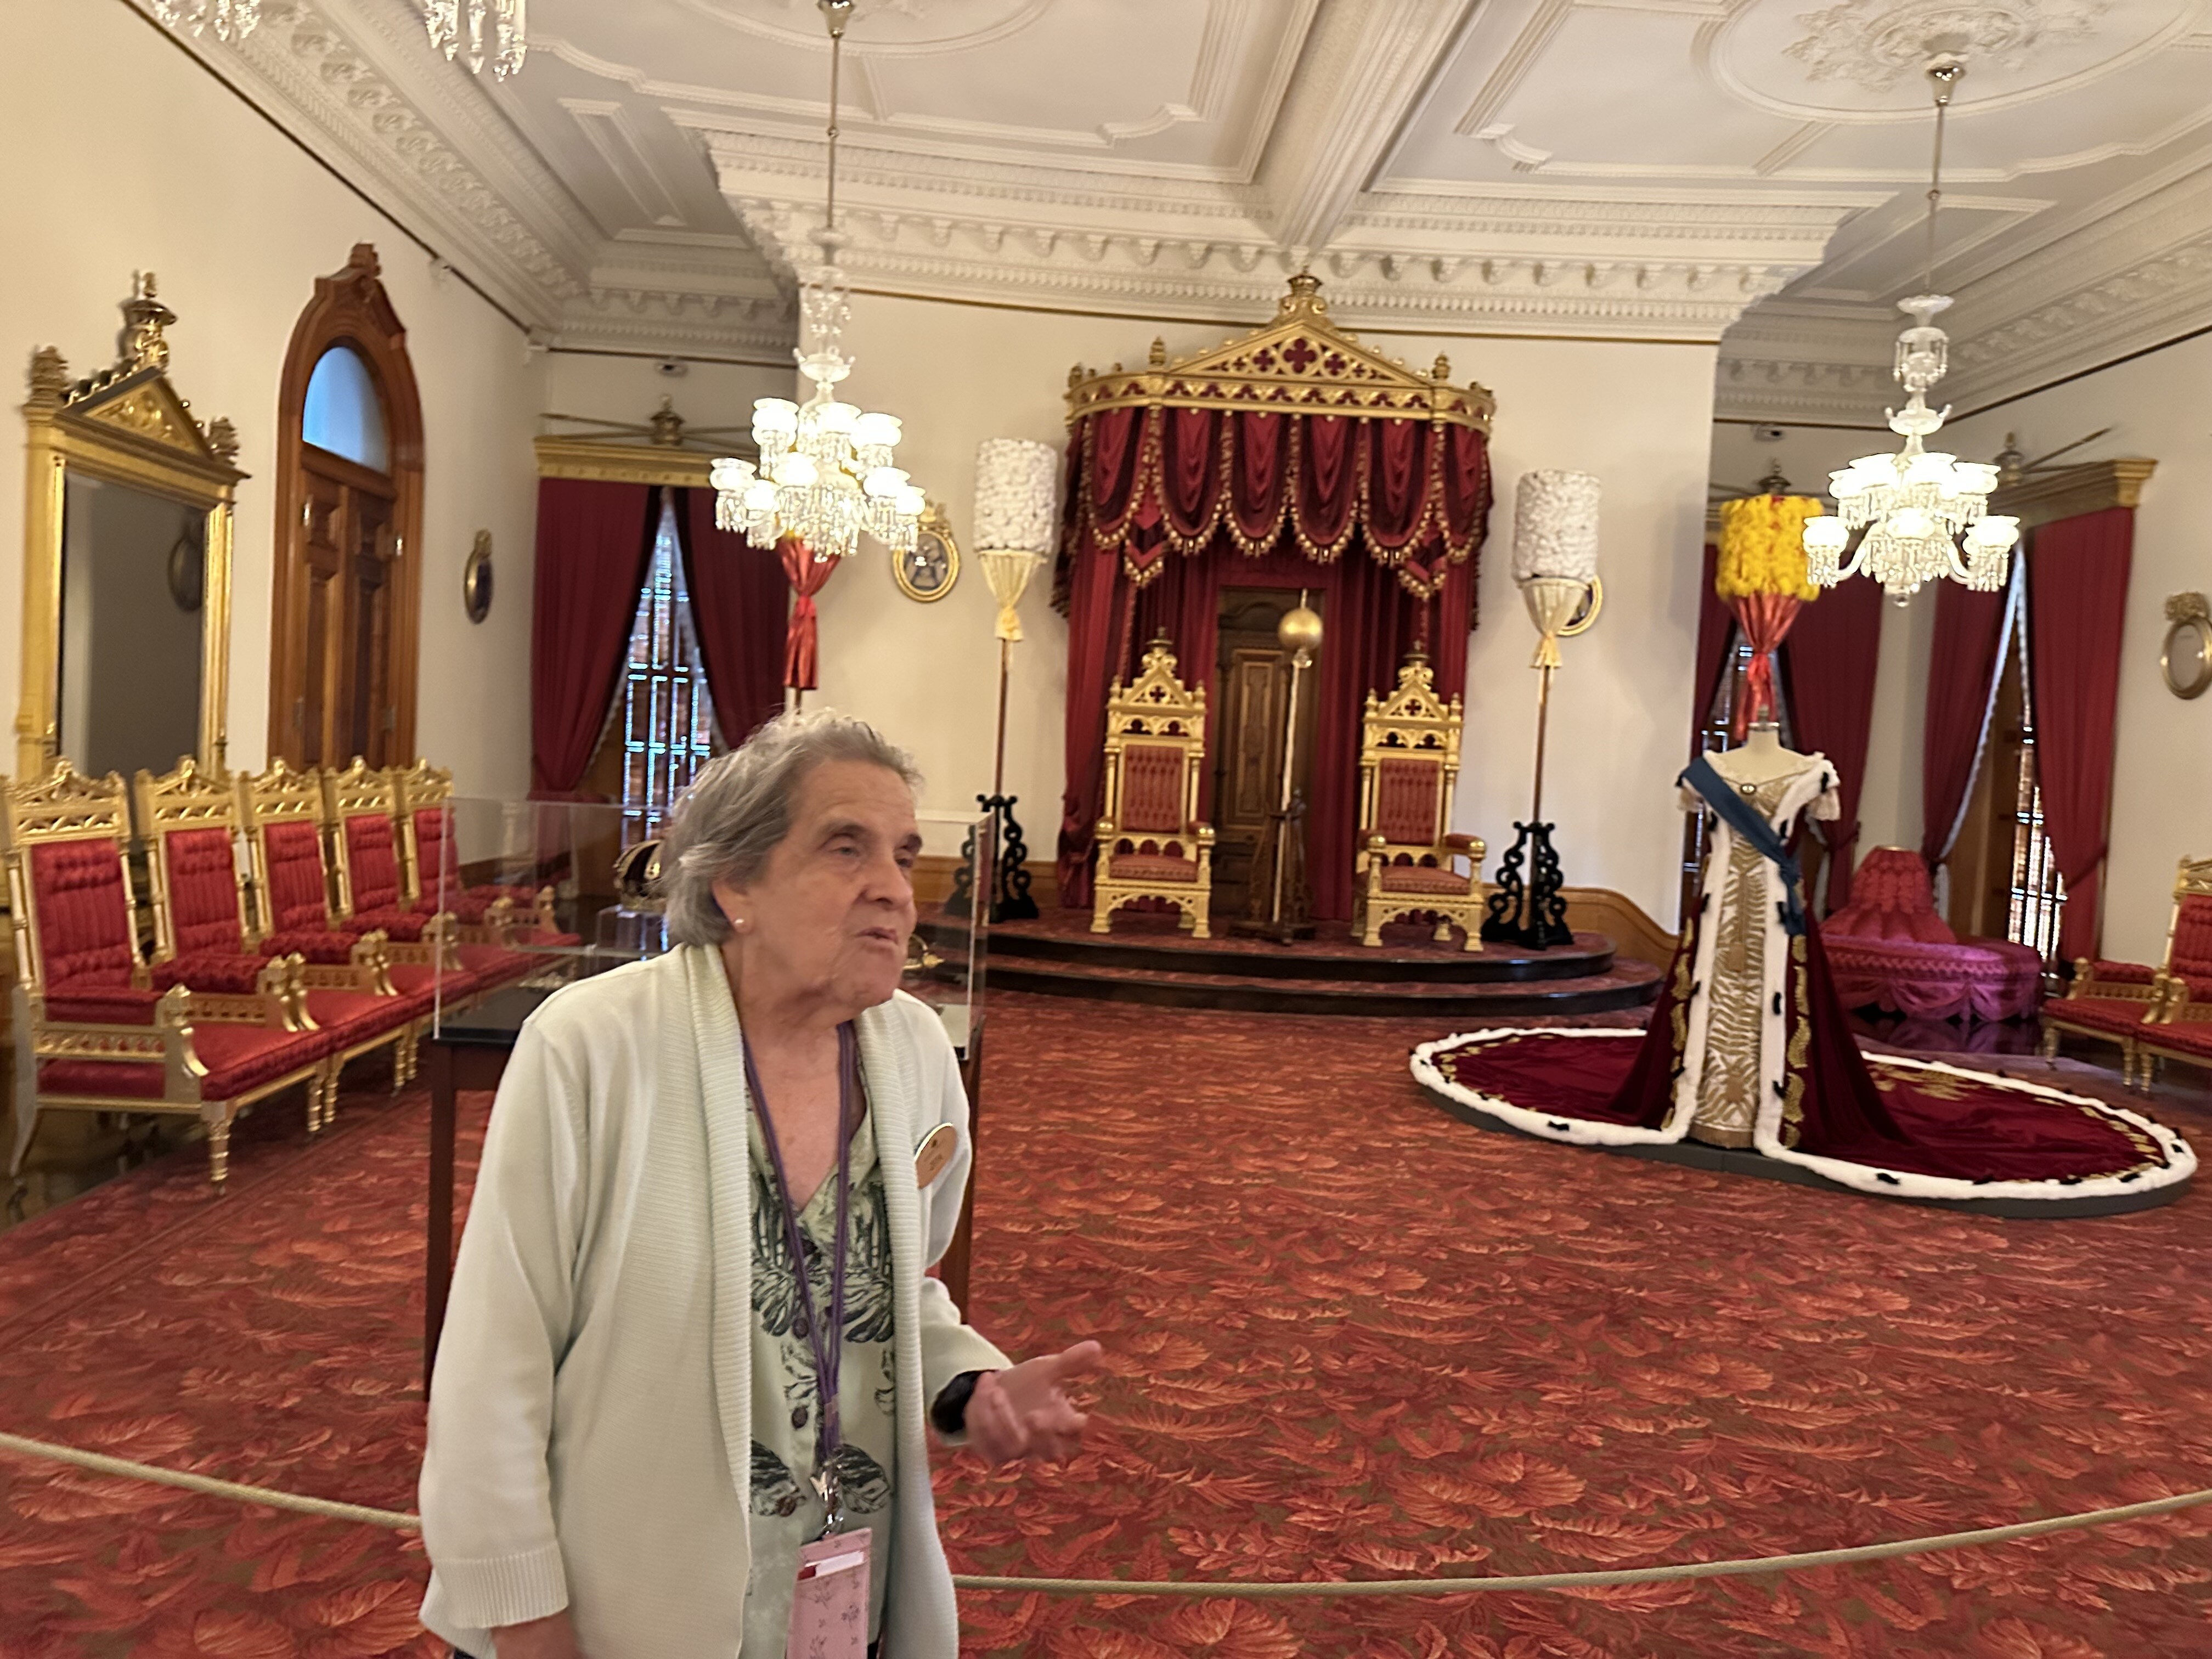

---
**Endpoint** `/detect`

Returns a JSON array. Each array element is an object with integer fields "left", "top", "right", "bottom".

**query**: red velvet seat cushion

[
  {"left": 1373, "top": 757, "right": 1443, "bottom": 847},
  {"left": 29, "top": 840, "right": 139, "bottom": 994},
  {"left": 2171, "top": 895, "right": 2212, "bottom": 983},
  {"left": 342, "top": 812, "right": 408, "bottom": 914},
  {"left": 2087, "top": 958, "right": 2158, "bottom": 985},
  {"left": 1826, "top": 848, "right": 1957, "bottom": 944},
  {"left": 162, "top": 828, "right": 249, "bottom": 956},
  {"left": 2146, "top": 1022, "right": 2212, "bottom": 1058},
  {"left": 261, "top": 821, "right": 335, "bottom": 933},
  {"left": 1108, "top": 852, "right": 1200, "bottom": 883},
  {"left": 1119, "top": 745, "right": 1189, "bottom": 836},
  {"left": 307, "top": 988, "right": 416, "bottom": 1047},
  {"left": 153, "top": 953, "right": 272, "bottom": 995},
  {"left": 459, "top": 944, "right": 538, "bottom": 990},
  {"left": 1379, "top": 863, "right": 1472, "bottom": 896},
  {"left": 387, "top": 962, "right": 478, "bottom": 1005},
  {"left": 1824, "top": 935, "right": 2043, "bottom": 1021},
  {"left": 2045, "top": 997, "right": 2160, "bottom": 1037},
  {"left": 39, "top": 1022, "right": 320, "bottom": 1102},
  {"left": 259, "top": 928, "right": 363, "bottom": 965},
  {"left": 45, "top": 986, "right": 162, "bottom": 1024},
  {"left": 352, "top": 906, "right": 435, "bottom": 943}
]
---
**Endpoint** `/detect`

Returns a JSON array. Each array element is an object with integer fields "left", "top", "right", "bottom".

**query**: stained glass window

[{"left": 617, "top": 497, "right": 719, "bottom": 840}]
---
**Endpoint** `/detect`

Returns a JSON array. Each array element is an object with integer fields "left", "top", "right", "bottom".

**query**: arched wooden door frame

[{"left": 268, "top": 242, "right": 424, "bottom": 769}]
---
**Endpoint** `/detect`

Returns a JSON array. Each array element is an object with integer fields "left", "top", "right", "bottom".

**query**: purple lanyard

[{"left": 742, "top": 1021, "right": 858, "bottom": 1532}]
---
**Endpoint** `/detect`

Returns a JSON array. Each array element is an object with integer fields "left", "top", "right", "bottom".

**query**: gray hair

[{"left": 660, "top": 709, "right": 923, "bottom": 947}]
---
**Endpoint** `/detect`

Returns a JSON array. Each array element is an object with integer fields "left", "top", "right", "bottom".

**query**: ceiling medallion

[
  {"left": 422, "top": 0, "right": 527, "bottom": 79},
  {"left": 1785, "top": 0, "right": 2107, "bottom": 88},
  {"left": 149, "top": 0, "right": 259, "bottom": 42},
  {"left": 1801, "top": 56, "right": 2020, "bottom": 603},
  {"left": 712, "top": 0, "right": 927, "bottom": 565}
]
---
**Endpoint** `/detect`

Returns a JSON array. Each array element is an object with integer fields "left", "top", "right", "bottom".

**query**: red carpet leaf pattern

[{"left": 0, "top": 996, "right": 2207, "bottom": 1654}]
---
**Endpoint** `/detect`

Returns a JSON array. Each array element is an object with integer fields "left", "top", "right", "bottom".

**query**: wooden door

[
  {"left": 283, "top": 447, "right": 399, "bottom": 768},
  {"left": 1210, "top": 588, "right": 1321, "bottom": 918}
]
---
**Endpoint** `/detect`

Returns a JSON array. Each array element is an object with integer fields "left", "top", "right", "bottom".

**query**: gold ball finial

[{"left": 1278, "top": 603, "right": 1324, "bottom": 658}]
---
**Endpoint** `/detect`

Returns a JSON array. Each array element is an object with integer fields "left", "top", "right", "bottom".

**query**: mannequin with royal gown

[{"left": 1410, "top": 730, "right": 2196, "bottom": 1210}]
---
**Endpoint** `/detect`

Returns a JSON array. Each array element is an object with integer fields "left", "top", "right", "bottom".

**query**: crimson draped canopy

[{"left": 1054, "top": 277, "right": 1494, "bottom": 918}]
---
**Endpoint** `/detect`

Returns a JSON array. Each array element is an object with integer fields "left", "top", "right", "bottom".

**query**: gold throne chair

[
  {"left": 1091, "top": 639, "right": 1215, "bottom": 939},
  {"left": 1356, "top": 655, "right": 1487, "bottom": 949}
]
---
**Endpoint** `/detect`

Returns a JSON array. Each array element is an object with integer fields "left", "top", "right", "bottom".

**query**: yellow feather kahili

[{"left": 1716, "top": 495, "right": 1822, "bottom": 602}]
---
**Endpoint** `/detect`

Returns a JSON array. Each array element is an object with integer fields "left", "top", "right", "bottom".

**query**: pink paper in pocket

[{"left": 787, "top": 1526, "right": 871, "bottom": 1659}]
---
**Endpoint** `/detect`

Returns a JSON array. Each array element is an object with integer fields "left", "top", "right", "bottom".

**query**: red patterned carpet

[{"left": 0, "top": 996, "right": 2209, "bottom": 1656}]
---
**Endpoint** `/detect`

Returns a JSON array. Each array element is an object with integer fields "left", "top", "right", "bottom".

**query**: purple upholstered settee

[{"left": 1822, "top": 847, "right": 2044, "bottom": 1023}]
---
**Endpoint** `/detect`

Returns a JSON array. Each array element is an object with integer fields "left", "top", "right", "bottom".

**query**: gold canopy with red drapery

[{"left": 1055, "top": 275, "right": 1495, "bottom": 917}]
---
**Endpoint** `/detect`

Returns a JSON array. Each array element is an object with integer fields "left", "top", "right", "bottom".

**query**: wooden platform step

[{"left": 984, "top": 954, "right": 1664, "bottom": 1019}]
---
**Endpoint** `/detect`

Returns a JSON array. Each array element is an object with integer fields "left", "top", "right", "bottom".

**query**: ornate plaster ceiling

[{"left": 143, "top": 0, "right": 2212, "bottom": 411}]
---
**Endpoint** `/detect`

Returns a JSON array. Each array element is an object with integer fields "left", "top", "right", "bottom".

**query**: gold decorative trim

[
  {"left": 533, "top": 435, "right": 716, "bottom": 488},
  {"left": 19, "top": 274, "right": 240, "bottom": 777},
  {"left": 2162, "top": 592, "right": 2211, "bottom": 701},
  {"left": 1065, "top": 273, "right": 1495, "bottom": 433},
  {"left": 1989, "top": 456, "right": 2157, "bottom": 532}
]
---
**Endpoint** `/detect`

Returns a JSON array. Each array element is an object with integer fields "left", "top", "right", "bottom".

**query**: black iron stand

[
  {"left": 1481, "top": 820, "right": 1572, "bottom": 949},
  {"left": 945, "top": 793, "right": 1037, "bottom": 923}
]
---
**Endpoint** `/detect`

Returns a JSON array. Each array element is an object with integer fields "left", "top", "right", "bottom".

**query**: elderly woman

[{"left": 419, "top": 712, "right": 1101, "bottom": 1659}]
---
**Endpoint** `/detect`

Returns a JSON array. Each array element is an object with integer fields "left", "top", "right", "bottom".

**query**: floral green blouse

[{"left": 742, "top": 1103, "right": 898, "bottom": 1656}]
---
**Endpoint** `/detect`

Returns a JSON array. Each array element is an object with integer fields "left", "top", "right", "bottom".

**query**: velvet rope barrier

[{"left": 3, "top": 1429, "right": 2206, "bottom": 1599}]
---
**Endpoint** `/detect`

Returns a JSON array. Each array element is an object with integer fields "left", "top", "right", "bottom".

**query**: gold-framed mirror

[{"left": 18, "top": 274, "right": 241, "bottom": 780}]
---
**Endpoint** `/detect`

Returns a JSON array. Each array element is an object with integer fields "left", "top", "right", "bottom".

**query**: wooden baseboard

[
  {"left": 913, "top": 854, "right": 1061, "bottom": 911},
  {"left": 912, "top": 860, "right": 1672, "bottom": 966},
  {"left": 1559, "top": 886, "right": 1677, "bottom": 968}
]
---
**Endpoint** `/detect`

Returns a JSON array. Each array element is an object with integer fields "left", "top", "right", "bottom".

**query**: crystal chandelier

[
  {"left": 712, "top": 0, "right": 924, "bottom": 565},
  {"left": 423, "top": 0, "right": 527, "bottom": 80},
  {"left": 1801, "top": 57, "right": 2019, "bottom": 603},
  {"left": 150, "top": 0, "right": 259, "bottom": 42}
]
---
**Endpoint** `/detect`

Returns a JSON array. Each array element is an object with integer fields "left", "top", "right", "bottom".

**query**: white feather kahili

[
  {"left": 1511, "top": 469, "right": 1601, "bottom": 583},
  {"left": 973, "top": 438, "right": 1060, "bottom": 556},
  {"left": 973, "top": 438, "right": 1061, "bottom": 642}
]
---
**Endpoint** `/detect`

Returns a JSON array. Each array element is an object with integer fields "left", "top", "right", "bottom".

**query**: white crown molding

[
  {"left": 1719, "top": 165, "right": 2212, "bottom": 421},
  {"left": 134, "top": 0, "right": 588, "bottom": 323},
  {"left": 1253, "top": 0, "right": 1479, "bottom": 250}
]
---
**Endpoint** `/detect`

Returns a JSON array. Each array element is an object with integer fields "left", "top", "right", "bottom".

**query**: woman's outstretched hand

[{"left": 965, "top": 1340, "right": 1103, "bottom": 1466}]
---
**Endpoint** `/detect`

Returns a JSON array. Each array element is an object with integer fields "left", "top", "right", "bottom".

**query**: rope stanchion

[
  {"left": 0, "top": 1431, "right": 419, "bottom": 1533},
  {"left": 0, "top": 1429, "right": 2204, "bottom": 1600}
]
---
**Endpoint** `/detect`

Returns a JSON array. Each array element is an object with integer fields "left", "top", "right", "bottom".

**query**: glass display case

[{"left": 420, "top": 797, "right": 989, "bottom": 1059}]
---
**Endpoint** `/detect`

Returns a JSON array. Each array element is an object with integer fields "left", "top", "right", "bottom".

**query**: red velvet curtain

[
  {"left": 673, "top": 489, "right": 787, "bottom": 748},
  {"left": 1056, "top": 407, "right": 1489, "bottom": 916},
  {"left": 530, "top": 478, "right": 657, "bottom": 797},
  {"left": 1690, "top": 540, "right": 1735, "bottom": 751},
  {"left": 780, "top": 538, "right": 841, "bottom": 691},
  {"left": 2028, "top": 507, "right": 2135, "bottom": 964},
  {"left": 1781, "top": 576, "right": 1883, "bottom": 911},
  {"left": 1919, "top": 575, "right": 2015, "bottom": 870}
]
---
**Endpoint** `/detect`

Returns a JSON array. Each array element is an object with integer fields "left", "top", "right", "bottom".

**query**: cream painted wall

[
  {"left": 540, "top": 351, "right": 791, "bottom": 443},
  {"left": 1940, "top": 336, "right": 2212, "bottom": 965},
  {"left": 0, "top": 1, "right": 540, "bottom": 794},
  {"left": 828, "top": 292, "right": 1724, "bottom": 922}
]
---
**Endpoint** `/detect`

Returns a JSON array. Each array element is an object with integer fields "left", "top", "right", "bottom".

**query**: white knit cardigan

[{"left": 417, "top": 945, "right": 1009, "bottom": 1658}]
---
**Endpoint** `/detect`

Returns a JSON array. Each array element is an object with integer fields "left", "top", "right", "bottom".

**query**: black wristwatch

[{"left": 932, "top": 1370, "right": 986, "bottom": 1435}]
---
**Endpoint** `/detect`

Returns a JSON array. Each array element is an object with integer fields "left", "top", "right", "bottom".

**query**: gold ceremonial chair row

[
  {"left": 2045, "top": 854, "right": 2212, "bottom": 1087},
  {"left": 1355, "top": 656, "right": 1486, "bottom": 950},
  {"left": 1088, "top": 643, "right": 1485, "bottom": 949},
  {"left": 1091, "top": 640, "right": 1216, "bottom": 938},
  {"left": 3, "top": 755, "right": 533, "bottom": 1192}
]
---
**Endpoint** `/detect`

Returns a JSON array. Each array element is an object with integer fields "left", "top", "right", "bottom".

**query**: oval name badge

[{"left": 913, "top": 1122, "right": 959, "bottom": 1188}]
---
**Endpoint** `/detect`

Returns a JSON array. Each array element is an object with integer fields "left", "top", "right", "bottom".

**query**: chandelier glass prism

[
  {"left": 422, "top": 1, "right": 527, "bottom": 79},
  {"left": 1801, "top": 58, "right": 2018, "bottom": 603},
  {"left": 713, "top": 0, "right": 924, "bottom": 565}
]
